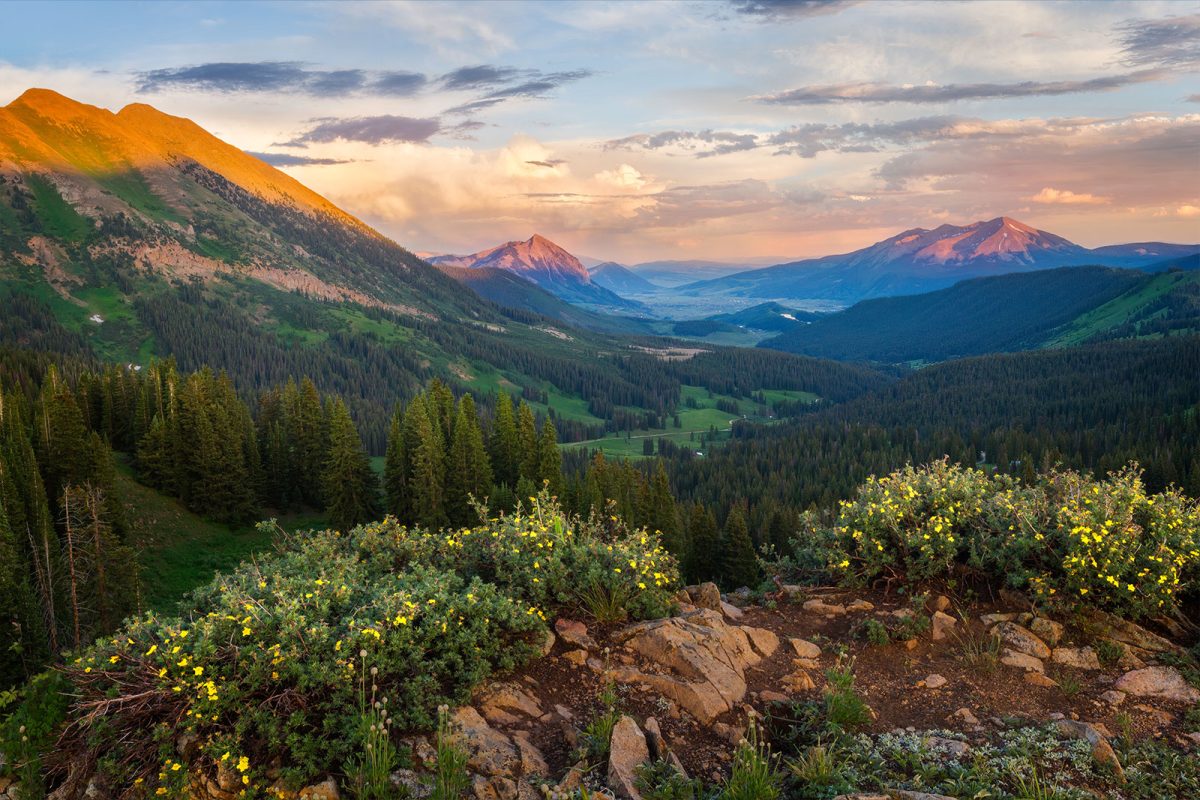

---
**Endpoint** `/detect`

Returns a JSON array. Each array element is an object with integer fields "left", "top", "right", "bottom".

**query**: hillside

[
  {"left": 0, "top": 89, "right": 880, "bottom": 448},
  {"left": 764, "top": 266, "right": 1200, "bottom": 363},
  {"left": 682, "top": 216, "right": 1199, "bottom": 304},
  {"left": 589, "top": 260, "right": 661, "bottom": 294}
]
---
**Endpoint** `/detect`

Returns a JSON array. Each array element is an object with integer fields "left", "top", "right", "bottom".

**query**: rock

[
  {"left": 643, "top": 717, "right": 667, "bottom": 760},
  {"left": 391, "top": 770, "right": 432, "bottom": 800},
  {"left": 720, "top": 601, "right": 744, "bottom": 621},
  {"left": 846, "top": 599, "right": 875, "bottom": 613},
  {"left": 1099, "top": 690, "right": 1126, "bottom": 707},
  {"left": 479, "top": 684, "right": 543, "bottom": 724},
  {"left": 610, "top": 609, "right": 767, "bottom": 723},
  {"left": 1050, "top": 647, "right": 1101, "bottom": 671},
  {"left": 930, "top": 611, "right": 957, "bottom": 641},
  {"left": 554, "top": 619, "right": 597, "bottom": 650},
  {"left": 1186, "top": 732, "right": 1200, "bottom": 749},
  {"left": 993, "top": 622, "right": 1051, "bottom": 659},
  {"left": 803, "top": 599, "right": 847, "bottom": 616},
  {"left": 1081, "top": 610, "right": 1182, "bottom": 656},
  {"left": 760, "top": 690, "right": 790, "bottom": 704},
  {"left": 1024, "top": 672, "right": 1058, "bottom": 688},
  {"left": 741, "top": 625, "right": 780, "bottom": 658},
  {"left": 922, "top": 674, "right": 948, "bottom": 689},
  {"left": 902, "top": 638, "right": 918, "bottom": 651},
  {"left": 924, "top": 736, "right": 970, "bottom": 757},
  {"left": 1114, "top": 666, "right": 1200, "bottom": 704},
  {"left": 1055, "top": 720, "right": 1125, "bottom": 782},
  {"left": 690, "top": 583, "right": 722, "bottom": 611},
  {"left": 778, "top": 584, "right": 804, "bottom": 598},
  {"left": 298, "top": 778, "right": 340, "bottom": 800},
  {"left": 562, "top": 649, "right": 588, "bottom": 666},
  {"left": 1133, "top": 703, "right": 1175, "bottom": 726},
  {"left": 783, "top": 667, "right": 816, "bottom": 692},
  {"left": 512, "top": 733, "right": 548, "bottom": 777},
  {"left": 952, "top": 707, "right": 980, "bottom": 726},
  {"left": 1001, "top": 649, "right": 1045, "bottom": 673},
  {"left": 217, "top": 762, "right": 241, "bottom": 793},
  {"left": 540, "top": 630, "right": 556, "bottom": 657},
  {"left": 1029, "top": 617, "right": 1064, "bottom": 647},
  {"left": 930, "top": 595, "right": 952, "bottom": 613},
  {"left": 892, "top": 792, "right": 961, "bottom": 800},
  {"left": 452, "top": 707, "right": 519, "bottom": 779},
  {"left": 607, "top": 716, "right": 650, "bottom": 800},
  {"left": 790, "top": 638, "right": 822, "bottom": 659}
]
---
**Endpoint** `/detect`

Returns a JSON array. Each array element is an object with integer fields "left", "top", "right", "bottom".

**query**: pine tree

[
  {"left": 721, "top": 506, "right": 759, "bottom": 590},
  {"left": 639, "top": 462, "right": 681, "bottom": 556},
  {"left": 445, "top": 394, "right": 493, "bottom": 525},
  {"left": 322, "top": 399, "right": 379, "bottom": 531},
  {"left": 409, "top": 398, "right": 447, "bottom": 529},
  {"left": 383, "top": 403, "right": 408, "bottom": 518},
  {"left": 536, "top": 418, "right": 562, "bottom": 496},
  {"left": 685, "top": 504, "right": 720, "bottom": 584},
  {"left": 489, "top": 393, "right": 519, "bottom": 489},
  {"left": 516, "top": 401, "right": 539, "bottom": 483}
]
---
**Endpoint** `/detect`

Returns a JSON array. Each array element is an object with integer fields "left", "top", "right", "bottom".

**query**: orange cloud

[{"left": 1027, "top": 187, "right": 1110, "bottom": 205}]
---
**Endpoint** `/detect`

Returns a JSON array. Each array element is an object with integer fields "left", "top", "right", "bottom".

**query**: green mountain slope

[{"left": 763, "top": 266, "right": 1200, "bottom": 363}]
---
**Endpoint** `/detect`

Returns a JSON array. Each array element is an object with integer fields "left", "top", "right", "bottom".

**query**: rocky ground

[{"left": 389, "top": 583, "right": 1200, "bottom": 800}]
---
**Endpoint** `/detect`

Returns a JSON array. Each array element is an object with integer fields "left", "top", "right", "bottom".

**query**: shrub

[
  {"left": 43, "top": 494, "right": 679, "bottom": 794},
  {"left": 800, "top": 461, "right": 1199, "bottom": 618}
]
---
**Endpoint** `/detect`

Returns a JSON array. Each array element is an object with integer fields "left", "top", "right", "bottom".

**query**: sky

[{"left": 1, "top": 0, "right": 1198, "bottom": 263}]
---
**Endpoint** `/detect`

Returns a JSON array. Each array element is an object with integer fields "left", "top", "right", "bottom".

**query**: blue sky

[{"left": 2, "top": 0, "right": 1198, "bottom": 262}]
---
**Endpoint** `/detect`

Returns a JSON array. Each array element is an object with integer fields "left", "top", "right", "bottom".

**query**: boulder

[
  {"left": 554, "top": 619, "right": 597, "bottom": 650},
  {"left": 562, "top": 649, "right": 588, "bottom": 666},
  {"left": 980, "top": 612, "right": 1018, "bottom": 626},
  {"left": 951, "top": 707, "right": 980, "bottom": 726},
  {"left": 1081, "top": 610, "right": 1182, "bottom": 655},
  {"left": 690, "top": 583, "right": 722, "bottom": 611},
  {"left": 994, "top": 622, "right": 1051, "bottom": 659},
  {"left": 1050, "top": 647, "right": 1101, "bottom": 671},
  {"left": 452, "top": 707, "right": 520, "bottom": 779},
  {"left": 1114, "top": 666, "right": 1200, "bottom": 704},
  {"left": 930, "top": 611, "right": 957, "bottom": 641},
  {"left": 930, "top": 595, "right": 952, "bottom": 613},
  {"left": 1024, "top": 672, "right": 1058, "bottom": 688},
  {"left": 922, "top": 674, "right": 948, "bottom": 689},
  {"left": 790, "top": 638, "right": 822, "bottom": 660},
  {"left": 1099, "top": 690, "right": 1126, "bottom": 707},
  {"left": 742, "top": 625, "right": 780, "bottom": 658},
  {"left": 1029, "top": 618, "right": 1064, "bottom": 648},
  {"left": 610, "top": 609, "right": 766, "bottom": 723},
  {"left": 803, "top": 599, "right": 847, "bottom": 616},
  {"left": 846, "top": 599, "right": 875, "bottom": 613},
  {"left": 1055, "top": 720, "right": 1124, "bottom": 782},
  {"left": 607, "top": 716, "right": 650, "bottom": 800},
  {"left": 1001, "top": 649, "right": 1045, "bottom": 673},
  {"left": 642, "top": 716, "right": 667, "bottom": 760},
  {"left": 298, "top": 778, "right": 340, "bottom": 800},
  {"left": 720, "top": 601, "right": 744, "bottom": 621}
]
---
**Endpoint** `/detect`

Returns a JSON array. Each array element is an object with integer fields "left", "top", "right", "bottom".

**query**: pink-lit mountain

[{"left": 682, "top": 217, "right": 1198, "bottom": 303}]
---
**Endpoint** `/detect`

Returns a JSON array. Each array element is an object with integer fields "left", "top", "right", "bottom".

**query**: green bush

[
  {"left": 42, "top": 494, "right": 679, "bottom": 794},
  {"left": 798, "top": 461, "right": 1200, "bottom": 618}
]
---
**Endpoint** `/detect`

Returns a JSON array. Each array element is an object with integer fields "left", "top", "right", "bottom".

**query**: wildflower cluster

[
  {"left": 799, "top": 460, "right": 1199, "bottom": 618},
  {"left": 49, "top": 493, "right": 678, "bottom": 795}
]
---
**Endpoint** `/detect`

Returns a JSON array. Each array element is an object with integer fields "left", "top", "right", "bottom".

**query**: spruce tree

[
  {"left": 445, "top": 394, "right": 493, "bottom": 525},
  {"left": 489, "top": 393, "right": 519, "bottom": 489},
  {"left": 408, "top": 398, "right": 446, "bottom": 529},
  {"left": 536, "top": 418, "right": 562, "bottom": 496},
  {"left": 516, "top": 400, "right": 539, "bottom": 483},
  {"left": 383, "top": 403, "right": 408, "bottom": 518},
  {"left": 721, "top": 506, "right": 759, "bottom": 590},
  {"left": 685, "top": 504, "right": 720, "bottom": 584},
  {"left": 322, "top": 399, "right": 379, "bottom": 531}
]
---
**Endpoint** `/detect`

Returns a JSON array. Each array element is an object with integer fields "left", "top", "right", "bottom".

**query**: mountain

[
  {"left": 763, "top": 265, "right": 1200, "bottom": 363},
  {"left": 429, "top": 235, "right": 644, "bottom": 311},
  {"left": 683, "top": 217, "right": 1199, "bottom": 304},
  {"left": 435, "top": 265, "right": 656, "bottom": 335},
  {"left": 588, "top": 261, "right": 660, "bottom": 293},
  {"left": 708, "top": 302, "right": 823, "bottom": 332}
]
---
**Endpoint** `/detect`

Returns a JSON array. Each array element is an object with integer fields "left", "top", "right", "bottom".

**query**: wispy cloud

[
  {"left": 439, "top": 64, "right": 524, "bottom": 91},
  {"left": 728, "top": 0, "right": 858, "bottom": 21},
  {"left": 755, "top": 70, "right": 1165, "bottom": 105},
  {"left": 443, "top": 69, "right": 592, "bottom": 115},
  {"left": 282, "top": 115, "right": 443, "bottom": 146},
  {"left": 1118, "top": 13, "right": 1200, "bottom": 68},
  {"left": 245, "top": 151, "right": 353, "bottom": 167},
  {"left": 135, "top": 61, "right": 429, "bottom": 97}
]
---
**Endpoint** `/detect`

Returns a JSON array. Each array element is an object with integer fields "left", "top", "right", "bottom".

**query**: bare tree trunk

[
  {"left": 27, "top": 522, "right": 58, "bottom": 655},
  {"left": 63, "top": 487, "right": 82, "bottom": 650},
  {"left": 86, "top": 484, "right": 110, "bottom": 632}
]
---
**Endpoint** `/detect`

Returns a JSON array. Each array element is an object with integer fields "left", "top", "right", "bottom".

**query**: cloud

[
  {"left": 1189, "top": 94, "right": 1200, "bottom": 103},
  {"left": 595, "top": 164, "right": 648, "bottom": 189},
  {"left": 440, "top": 64, "right": 524, "bottom": 91},
  {"left": 282, "top": 115, "right": 443, "bottom": 146},
  {"left": 1178, "top": 204, "right": 1200, "bottom": 217},
  {"left": 1118, "top": 13, "right": 1200, "bottom": 68},
  {"left": 729, "top": 0, "right": 858, "bottom": 20},
  {"left": 606, "top": 129, "right": 761, "bottom": 158},
  {"left": 245, "top": 151, "right": 353, "bottom": 167},
  {"left": 371, "top": 70, "right": 428, "bottom": 96},
  {"left": 443, "top": 69, "right": 593, "bottom": 115},
  {"left": 1027, "top": 187, "right": 1110, "bottom": 205},
  {"left": 755, "top": 70, "right": 1164, "bottom": 105},
  {"left": 137, "top": 62, "right": 422, "bottom": 98},
  {"left": 525, "top": 159, "right": 567, "bottom": 168}
]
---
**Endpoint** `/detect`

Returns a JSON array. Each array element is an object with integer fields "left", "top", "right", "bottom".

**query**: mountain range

[
  {"left": 428, "top": 235, "right": 642, "bottom": 310},
  {"left": 588, "top": 261, "right": 660, "bottom": 294},
  {"left": 681, "top": 217, "right": 1198, "bottom": 304}
]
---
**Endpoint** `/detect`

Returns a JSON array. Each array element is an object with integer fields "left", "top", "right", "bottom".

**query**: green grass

[
  {"left": 1045, "top": 271, "right": 1200, "bottom": 347},
  {"left": 116, "top": 467, "right": 326, "bottom": 612},
  {"left": 95, "top": 170, "right": 184, "bottom": 224},
  {"left": 24, "top": 174, "right": 90, "bottom": 242}
]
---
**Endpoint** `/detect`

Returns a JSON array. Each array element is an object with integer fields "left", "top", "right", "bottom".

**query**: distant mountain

[
  {"left": 435, "top": 265, "right": 656, "bottom": 335},
  {"left": 589, "top": 261, "right": 660, "bottom": 294},
  {"left": 683, "top": 217, "right": 1199, "bottom": 304},
  {"left": 429, "top": 235, "right": 643, "bottom": 310},
  {"left": 763, "top": 266, "right": 1200, "bottom": 363},
  {"left": 1089, "top": 242, "right": 1200, "bottom": 268},
  {"left": 629, "top": 260, "right": 757, "bottom": 287},
  {"left": 708, "top": 302, "right": 823, "bottom": 332}
]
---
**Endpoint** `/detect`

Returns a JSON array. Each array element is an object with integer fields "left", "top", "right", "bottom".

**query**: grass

[
  {"left": 722, "top": 716, "right": 782, "bottom": 800},
  {"left": 115, "top": 466, "right": 326, "bottom": 611},
  {"left": 955, "top": 625, "right": 1002, "bottom": 673},
  {"left": 24, "top": 173, "right": 90, "bottom": 242},
  {"left": 1045, "top": 271, "right": 1200, "bottom": 347},
  {"left": 95, "top": 170, "right": 184, "bottom": 224}
]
